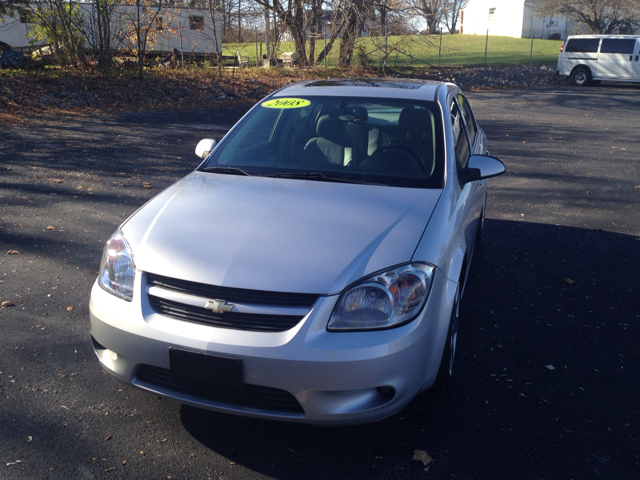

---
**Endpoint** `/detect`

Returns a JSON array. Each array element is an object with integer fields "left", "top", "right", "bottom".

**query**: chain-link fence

[{"left": 225, "top": 33, "right": 564, "bottom": 69}]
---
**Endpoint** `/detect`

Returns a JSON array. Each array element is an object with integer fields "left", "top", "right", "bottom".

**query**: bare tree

[
  {"left": 83, "top": 0, "right": 117, "bottom": 74},
  {"left": 529, "top": 0, "right": 640, "bottom": 34},
  {"left": 252, "top": 0, "right": 308, "bottom": 65},
  {"left": 412, "top": 0, "right": 446, "bottom": 34},
  {"left": 443, "top": 0, "right": 467, "bottom": 34},
  {"left": 124, "top": 0, "right": 165, "bottom": 79},
  {"left": 27, "top": 0, "right": 87, "bottom": 67}
]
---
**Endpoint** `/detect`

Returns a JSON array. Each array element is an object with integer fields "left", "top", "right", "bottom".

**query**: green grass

[{"left": 223, "top": 34, "right": 563, "bottom": 68}]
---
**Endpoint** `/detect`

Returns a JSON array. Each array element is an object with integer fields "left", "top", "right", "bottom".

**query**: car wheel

[
  {"left": 435, "top": 290, "right": 459, "bottom": 387},
  {"left": 571, "top": 67, "right": 591, "bottom": 86}
]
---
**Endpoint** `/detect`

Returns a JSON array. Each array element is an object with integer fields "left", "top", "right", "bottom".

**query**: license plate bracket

[{"left": 169, "top": 348, "right": 243, "bottom": 393}]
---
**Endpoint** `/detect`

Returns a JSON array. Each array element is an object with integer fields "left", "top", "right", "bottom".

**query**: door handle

[{"left": 630, "top": 55, "right": 633, "bottom": 61}]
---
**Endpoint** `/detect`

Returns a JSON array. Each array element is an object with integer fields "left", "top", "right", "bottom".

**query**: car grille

[
  {"left": 148, "top": 296, "right": 305, "bottom": 332},
  {"left": 136, "top": 364, "right": 304, "bottom": 415},
  {"left": 147, "top": 273, "right": 318, "bottom": 307},
  {"left": 146, "top": 273, "right": 319, "bottom": 332}
]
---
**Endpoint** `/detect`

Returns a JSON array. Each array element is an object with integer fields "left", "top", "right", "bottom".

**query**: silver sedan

[{"left": 89, "top": 78, "right": 505, "bottom": 426}]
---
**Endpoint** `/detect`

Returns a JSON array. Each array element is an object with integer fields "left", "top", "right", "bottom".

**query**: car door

[
  {"left": 449, "top": 97, "right": 482, "bottom": 270},
  {"left": 595, "top": 37, "right": 636, "bottom": 80}
]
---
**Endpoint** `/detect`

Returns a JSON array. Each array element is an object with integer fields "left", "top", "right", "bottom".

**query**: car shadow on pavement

[{"left": 179, "top": 219, "right": 640, "bottom": 480}]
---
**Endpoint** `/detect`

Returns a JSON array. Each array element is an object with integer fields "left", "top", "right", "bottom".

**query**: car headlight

[
  {"left": 98, "top": 229, "right": 136, "bottom": 301},
  {"left": 328, "top": 263, "right": 435, "bottom": 331}
]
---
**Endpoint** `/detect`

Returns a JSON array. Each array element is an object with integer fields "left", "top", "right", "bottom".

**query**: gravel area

[{"left": 0, "top": 64, "right": 565, "bottom": 122}]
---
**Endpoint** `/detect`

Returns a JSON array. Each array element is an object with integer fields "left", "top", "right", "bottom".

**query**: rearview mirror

[
  {"left": 460, "top": 155, "right": 506, "bottom": 185},
  {"left": 195, "top": 138, "right": 217, "bottom": 160}
]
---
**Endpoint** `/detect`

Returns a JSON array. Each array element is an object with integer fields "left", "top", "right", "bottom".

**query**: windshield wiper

[
  {"left": 201, "top": 166, "right": 252, "bottom": 176},
  {"left": 266, "top": 171, "right": 387, "bottom": 185}
]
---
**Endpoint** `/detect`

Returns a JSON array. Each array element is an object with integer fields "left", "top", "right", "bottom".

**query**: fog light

[{"left": 376, "top": 386, "right": 395, "bottom": 400}]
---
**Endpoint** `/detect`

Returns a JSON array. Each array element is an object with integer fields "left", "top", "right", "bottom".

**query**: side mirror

[
  {"left": 459, "top": 155, "right": 506, "bottom": 185},
  {"left": 195, "top": 138, "right": 217, "bottom": 160}
]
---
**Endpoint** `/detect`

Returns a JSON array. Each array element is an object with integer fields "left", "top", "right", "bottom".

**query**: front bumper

[{"left": 89, "top": 270, "right": 455, "bottom": 426}]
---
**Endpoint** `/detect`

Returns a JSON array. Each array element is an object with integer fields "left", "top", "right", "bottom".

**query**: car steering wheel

[{"left": 373, "top": 144, "right": 427, "bottom": 173}]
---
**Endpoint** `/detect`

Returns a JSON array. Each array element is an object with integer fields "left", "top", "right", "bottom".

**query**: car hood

[{"left": 122, "top": 172, "right": 442, "bottom": 295}]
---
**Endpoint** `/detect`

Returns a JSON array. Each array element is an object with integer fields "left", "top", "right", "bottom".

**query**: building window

[
  {"left": 155, "top": 17, "right": 163, "bottom": 32},
  {"left": 488, "top": 7, "right": 496, "bottom": 21},
  {"left": 189, "top": 15, "right": 204, "bottom": 30},
  {"left": 549, "top": 18, "right": 558, "bottom": 26}
]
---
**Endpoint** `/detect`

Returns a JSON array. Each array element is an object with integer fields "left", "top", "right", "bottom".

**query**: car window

[
  {"left": 450, "top": 101, "right": 470, "bottom": 169},
  {"left": 206, "top": 96, "right": 445, "bottom": 189},
  {"left": 600, "top": 38, "right": 636, "bottom": 54},
  {"left": 457, "top": 94, "right": 477, "bottom": 145},
  {"left": 565, "top": 38, "right": 600, "bottom": 53},
  {"left": 218, "top": 107, "right": 282, "bottom": 163}
]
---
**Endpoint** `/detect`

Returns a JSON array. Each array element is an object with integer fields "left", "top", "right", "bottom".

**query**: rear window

[
  {"left": 565, "top": 38, "right": 600, "bottom": 53},
  {"left": 600, "top": 38, "right": 636, "bottom": 54}
]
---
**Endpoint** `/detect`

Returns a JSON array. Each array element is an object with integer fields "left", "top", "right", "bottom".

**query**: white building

[
  {"left": 0, "top": 4, "right": 221, "bottom": 54},
  {"left": 461, "top": 0, "right": 573, "bottom": 39}
]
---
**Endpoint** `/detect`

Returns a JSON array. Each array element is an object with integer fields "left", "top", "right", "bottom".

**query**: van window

[
  {"left": 600, "top": 38, "right": 636, "bottom": 54},
  {"left": 565, "top": 38, "right": 600, "bottom": 53}
]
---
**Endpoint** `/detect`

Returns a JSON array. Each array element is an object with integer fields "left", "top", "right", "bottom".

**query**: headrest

[
  {"left": 399, "top": 108, "right": 432, "bottom": 131},
  {"left": 317, "top": 115, "right": 347, "bottom": 140}
]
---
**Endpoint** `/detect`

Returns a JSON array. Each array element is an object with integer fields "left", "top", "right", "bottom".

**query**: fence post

[
  {"left": 484, "top": 29, "right": 489, "bottom": 68},
  {"left": 529, "top": 34, "right": 534, "bottom": 66},
  {"left": 438, "top": 32, "right": 442, "bottom": 67}
]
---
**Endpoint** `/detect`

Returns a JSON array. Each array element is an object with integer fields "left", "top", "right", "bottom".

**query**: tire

[{"left": 571, "top": 67, "right": 591, "bottom": 87}]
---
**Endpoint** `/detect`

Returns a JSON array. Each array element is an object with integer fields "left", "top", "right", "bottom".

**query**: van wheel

[{"left": 571, "top": 67, "right": 591, "bottom": 86}]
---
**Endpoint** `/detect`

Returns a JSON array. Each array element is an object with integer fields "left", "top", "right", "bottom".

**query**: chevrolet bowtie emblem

[{"left": 204, "top": 299, "right": 234, "bottom": 314}]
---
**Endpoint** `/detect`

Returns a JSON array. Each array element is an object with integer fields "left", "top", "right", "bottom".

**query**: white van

[{"left": 558, "top": 35, "right": 640, "bottom": 86}]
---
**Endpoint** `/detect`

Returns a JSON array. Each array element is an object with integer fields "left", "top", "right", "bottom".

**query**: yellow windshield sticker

[{"left": 262, "top": 98, "right": 311, "bottom": 109}]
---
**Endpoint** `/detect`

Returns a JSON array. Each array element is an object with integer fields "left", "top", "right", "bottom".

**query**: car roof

[
  {"left": 567, "top": 34, "right": 640, "bottom": 39},
  {"left": 271, "top": 78, "right": 446, "bottom": 102}
]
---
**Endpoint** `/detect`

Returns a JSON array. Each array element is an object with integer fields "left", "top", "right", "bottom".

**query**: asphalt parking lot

[{"left": 1, "top": 85, "right": 639, "bottom": 480}]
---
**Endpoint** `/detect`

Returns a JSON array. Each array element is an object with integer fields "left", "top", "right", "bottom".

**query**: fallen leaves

[
  {"left": 413, "top": 450, "right": 433, "bottom": 466},
  {"left": 7, "top": 250, "right": 19, "bottom": 255},
  {"left": 564, "top": 277, "right": 575, "bottom": 285},
  {"left": 47, "top": 226, "right": 56, "bottom": 230},
  {"left": 5, "top": 460, "right": 24, "bottom": 466},
  {"left": 67, "top": 306, "right": 73, "bottom": 312},
  {"left": 143, "top": 182, "right": 152, "bottom": 189},
  {"left": 1, "top": 301, "right": 14, "bottom": 308}
]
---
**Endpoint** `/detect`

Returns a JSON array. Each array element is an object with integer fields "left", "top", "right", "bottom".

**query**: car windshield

[{"left": 202, "top": 96, "right": 445, "bottom": 188}]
